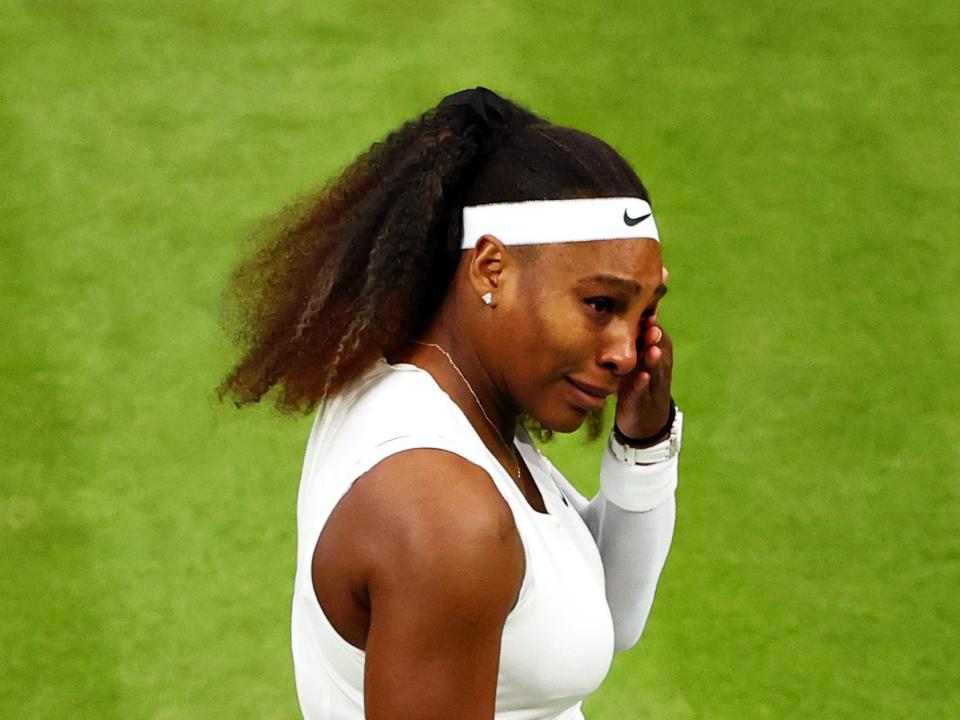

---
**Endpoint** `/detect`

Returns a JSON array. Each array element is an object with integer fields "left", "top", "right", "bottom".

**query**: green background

[{"left": 2, "top": 1, "right": 957, "bottom": 717}]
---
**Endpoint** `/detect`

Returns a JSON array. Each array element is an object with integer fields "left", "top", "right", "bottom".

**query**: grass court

[{"left": 2, "top": 1, "right": 958, "bottom": 717}]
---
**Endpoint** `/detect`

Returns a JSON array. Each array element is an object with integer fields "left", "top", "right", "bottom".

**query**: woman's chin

[{"left": 528, "top": 406, "right": 590, "bottom": 435}]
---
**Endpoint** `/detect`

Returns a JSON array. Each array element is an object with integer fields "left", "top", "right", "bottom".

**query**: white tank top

[{"left": 291, "top": 360, "right": 615, "bottom": 719}]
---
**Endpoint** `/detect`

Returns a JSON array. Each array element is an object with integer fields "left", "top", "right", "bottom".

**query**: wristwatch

[{"left": 609, "top": 407, "right": 684, "bottom": 465}]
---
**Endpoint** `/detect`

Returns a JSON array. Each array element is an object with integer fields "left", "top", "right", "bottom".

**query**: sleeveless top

[{"left": 291, "top": 360, "right": 616, "bottom": 719}]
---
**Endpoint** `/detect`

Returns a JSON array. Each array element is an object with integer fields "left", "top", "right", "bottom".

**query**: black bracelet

[{"left": 613, "top": 399, "right": 676, "bottom": 448}]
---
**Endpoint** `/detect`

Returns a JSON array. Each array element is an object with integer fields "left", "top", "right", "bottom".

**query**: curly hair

[{"left": 219, "top": 88, "right": 650, "bottom": 423}]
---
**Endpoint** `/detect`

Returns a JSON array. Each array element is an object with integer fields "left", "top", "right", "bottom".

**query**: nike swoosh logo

[{"left": 623, "top": 209, "right": 652, "bottom": 226}]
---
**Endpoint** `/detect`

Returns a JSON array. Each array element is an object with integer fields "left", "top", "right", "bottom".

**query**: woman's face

[{"left": 500, "top": 238, "right": 666, "bottom": 433}]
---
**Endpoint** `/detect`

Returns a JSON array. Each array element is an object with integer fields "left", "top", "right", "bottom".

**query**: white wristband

[{"left": 600, "top": 448, "right": 679, "bottom": 512}]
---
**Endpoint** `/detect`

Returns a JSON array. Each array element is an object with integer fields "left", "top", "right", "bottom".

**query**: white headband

[{"left": 460, "top": 196, "right": 659, "bottom": 249}]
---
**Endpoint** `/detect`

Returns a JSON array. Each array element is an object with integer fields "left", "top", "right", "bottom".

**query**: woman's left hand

[{"left": 614, "top": 267, "right": 674, "bottom": 441}]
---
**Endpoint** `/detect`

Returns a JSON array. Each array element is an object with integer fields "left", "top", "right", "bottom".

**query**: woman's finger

[
  {"left": 646, "top": 344, "right": 662, "bottom": 365},
  {"left": 642, "top": 323, "right": 662, "bottom": 347}
]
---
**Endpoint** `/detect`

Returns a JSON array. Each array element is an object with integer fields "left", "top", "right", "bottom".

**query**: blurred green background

[{"left": 2, "top": 1, "right": 958, "bottom": 718}]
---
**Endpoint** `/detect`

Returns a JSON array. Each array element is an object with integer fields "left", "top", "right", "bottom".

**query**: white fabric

[
  {"left": 600, "top": 446, "right": 679, "bottom": 512},
  {"left": 461, "top": 197, "right": 660, "bottom": 248},
  {"left": 291, "top": 359, "right": 677, "bottom": 718}
]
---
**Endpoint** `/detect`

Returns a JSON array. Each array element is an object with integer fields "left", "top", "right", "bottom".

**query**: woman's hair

[{"left": 219, "top": 88, "right": 649, "bottom": 415}]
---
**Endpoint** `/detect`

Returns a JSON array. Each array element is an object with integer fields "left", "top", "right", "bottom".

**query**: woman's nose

[{"left": 598, "top": 325, "right": 639, "bottom": 376}]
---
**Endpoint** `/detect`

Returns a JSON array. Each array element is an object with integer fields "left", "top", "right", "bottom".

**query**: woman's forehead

[{"left": 531, "top": 238, "right": 662, "bottom": 283}]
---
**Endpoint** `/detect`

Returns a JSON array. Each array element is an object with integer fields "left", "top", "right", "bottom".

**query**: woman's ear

[{"left": 467, "top": 234, "right": 506, "bottom": 304}]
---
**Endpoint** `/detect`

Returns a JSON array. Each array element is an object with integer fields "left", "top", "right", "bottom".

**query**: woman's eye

[{"left": 585, "top": 297, "right": 615, "bottom": 314}]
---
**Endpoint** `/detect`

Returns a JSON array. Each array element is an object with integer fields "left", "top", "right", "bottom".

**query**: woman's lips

[{"left": 564, "top": 377, "right": 614, "bottom": 410}]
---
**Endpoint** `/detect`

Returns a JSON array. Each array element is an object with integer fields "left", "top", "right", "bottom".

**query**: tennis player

[{"left": 220, "top": 87, "right": 682, "bottom": 719}]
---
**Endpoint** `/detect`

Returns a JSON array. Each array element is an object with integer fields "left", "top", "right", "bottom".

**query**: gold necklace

[{"left": 413, "top": 341, "right": 522, "bottom": 485}]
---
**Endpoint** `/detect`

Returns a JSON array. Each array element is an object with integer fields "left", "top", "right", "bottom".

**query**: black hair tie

[{"left": 437, "top": 86, "right": 512, "bottom": 130}]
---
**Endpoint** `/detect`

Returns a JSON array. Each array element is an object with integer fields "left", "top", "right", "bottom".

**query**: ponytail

[{"left": 219, "top": 90, "right": 538, "bottom": 411}]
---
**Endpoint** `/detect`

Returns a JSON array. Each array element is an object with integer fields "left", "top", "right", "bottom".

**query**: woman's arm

[
  {"left": 325, "top": 449, "right": 525, "bottom": 720},
  {"left": 547, "top": 451, "right": 677, "bottom": 652}
]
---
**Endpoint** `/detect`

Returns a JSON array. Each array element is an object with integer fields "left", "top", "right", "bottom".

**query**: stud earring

[{"left": 481, "top": 292, "right": 493, "bottom": 305}]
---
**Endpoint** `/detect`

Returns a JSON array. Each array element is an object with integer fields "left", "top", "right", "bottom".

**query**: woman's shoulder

[
  {"left": 303, "top": 359, "right": 476, "bottom": 487},
  {"left": 322, "top": 445, "right": 525, "bottom": 660},
  {"left": 326, "top": 361, "right": 517, "bottom": 529},
  {"left": 334, "top": 359, "right": 465, "bottom": 440},
  {"left": 351, "top": 359, "right": 445, "bottom": 403}
]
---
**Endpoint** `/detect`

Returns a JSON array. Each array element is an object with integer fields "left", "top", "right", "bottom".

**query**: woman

[{"left": 220, "top": 87, "right": 683, "bottom": 719}]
